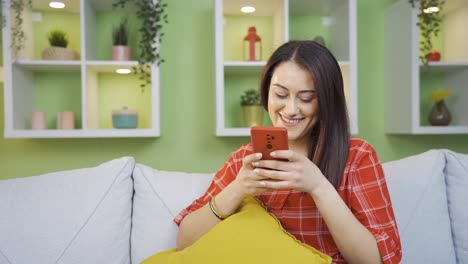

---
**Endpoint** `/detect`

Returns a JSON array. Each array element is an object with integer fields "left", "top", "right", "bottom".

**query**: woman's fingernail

[
  {"left": 270, "top": 152, "right": 276, "bottom": 157},
  {"left": 256, "top": 153, "right": 262, "bottom": 159},
  {"left": 252, "top": 162, "right": 259, "bottom": 167},
  {"left": 253, "top": 168, "right": 259, "bottom": 174}
]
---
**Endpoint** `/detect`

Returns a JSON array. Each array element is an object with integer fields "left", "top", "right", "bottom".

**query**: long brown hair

[{"left": 259, "top": 40, "right": 350, "bottom": 189}]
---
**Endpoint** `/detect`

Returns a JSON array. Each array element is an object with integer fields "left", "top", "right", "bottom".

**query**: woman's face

[{"left": 267, "top": 61, "right": 319, "bottom": 145}]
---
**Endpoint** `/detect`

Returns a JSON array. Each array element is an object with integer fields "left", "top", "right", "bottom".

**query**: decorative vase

[
  {"left": 428, "top": 100, "right": 452, "bottom": 126},
  {"left": 243, "top": 26, "right": 262, "bottom": 61},
  {"left": 242, "top": 106, "right": 264, "bottom": 127},
  {"left": 112, "top": 45, "right": 131, "bottom": 61}
]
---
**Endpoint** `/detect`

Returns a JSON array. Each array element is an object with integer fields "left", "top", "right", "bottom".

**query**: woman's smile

[{"left": 279, "top": 114, "right": 304, "bottom": 127}]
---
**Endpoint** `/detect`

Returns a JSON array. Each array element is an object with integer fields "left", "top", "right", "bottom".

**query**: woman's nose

[{"left": 284, "top": 98, "right": 298, "bottom": 116}]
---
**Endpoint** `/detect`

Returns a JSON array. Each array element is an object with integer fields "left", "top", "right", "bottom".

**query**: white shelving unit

[
  {"left": 384, "top": 0, "right": 468, "bottom": 134},
  {"left": 214, "top": 0, "right": 357, "bottom": 136},
  {"left": 2, "top": 0, "right": 160, "bottom": 138}
]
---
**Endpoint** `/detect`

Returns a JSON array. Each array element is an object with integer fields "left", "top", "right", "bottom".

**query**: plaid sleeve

[
  {"left": 349, "top": 143, "right": 402, "bottom": 264},
  {"left": 173, "top": 146, "right": 247, "bottom": 225}
]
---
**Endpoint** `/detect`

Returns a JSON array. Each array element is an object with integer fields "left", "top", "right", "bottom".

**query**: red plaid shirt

[{"left": 175, "top": 138, "right": 402, "bottom": 264}]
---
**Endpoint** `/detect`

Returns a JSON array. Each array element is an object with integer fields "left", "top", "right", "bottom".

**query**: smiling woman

[{"left": 174, "top": 40, "right": 402, "bottom": 264}]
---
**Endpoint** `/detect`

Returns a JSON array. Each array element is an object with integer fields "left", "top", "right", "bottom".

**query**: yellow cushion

[{"left": 142, "top": 196, "right": 332, "bottom": 264}]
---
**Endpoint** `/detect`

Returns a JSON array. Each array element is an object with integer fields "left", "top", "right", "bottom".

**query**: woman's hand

[
  {"left": 231, "top": 153, "right": 274, "bottom": 197},
  {"left": 251, "top": 150, "right": 328, "bottom": 194}
]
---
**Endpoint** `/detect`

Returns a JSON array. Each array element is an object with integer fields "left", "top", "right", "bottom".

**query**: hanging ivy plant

[
  {"left": 1, "top": 0, "right": 33, "bottom": 60},
  {"left": 408, "top": 0, "right": 446, "bottom": 64},
  {"left": 113, "top": 0, "right": 168, "bottom": 92}
]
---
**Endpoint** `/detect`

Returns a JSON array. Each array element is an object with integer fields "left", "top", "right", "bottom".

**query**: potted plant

[
  {"left": 408, "top": 0, "right": 446, "bottom": 64},
  {"left": 240, "top": 89, "right": 264, "bottom": 127},
  {"left": 113, "top": 0, "right": 168, "bottom": 91},
  {"left": 112, "top": 17, "right": 130, "bottom": 61},
  {"left": 41, "top": 29, "right": 76, "bottom": 60}
]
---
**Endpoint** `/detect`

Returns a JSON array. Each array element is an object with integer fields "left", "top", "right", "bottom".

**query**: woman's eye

[
  {"left": 300, "top": 97, "right": 313, "bottom": 103},
  {"left": 275, "top": 93, "right": 287, "bottom": 99}
]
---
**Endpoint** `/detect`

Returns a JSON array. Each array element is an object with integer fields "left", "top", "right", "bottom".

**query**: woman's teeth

[{"left": 281, "top": 115, "right": 301, "bottom": 125}]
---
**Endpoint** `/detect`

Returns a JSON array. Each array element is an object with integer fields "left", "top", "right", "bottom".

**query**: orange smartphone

[{"left": 250, "top": 126, "right": 289, "bottom": 160}]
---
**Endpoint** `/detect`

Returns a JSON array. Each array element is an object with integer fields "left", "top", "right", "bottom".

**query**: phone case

[{"left": 250, "top": 126, "right": 289, "bottom": 160}]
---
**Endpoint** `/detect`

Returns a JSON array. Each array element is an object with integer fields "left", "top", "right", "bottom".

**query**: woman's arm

[
  {"left": 176, "top": 152, "right": 271, "bottom": 250},
  {"left": 253, "top": 149, "right": 400, "bottom": 263},
  {"left": 176, "top": 182, "right": 244, "bottom": 250},
  {"left": 310, "top": 180, "right": 382, "bottom": 264}
]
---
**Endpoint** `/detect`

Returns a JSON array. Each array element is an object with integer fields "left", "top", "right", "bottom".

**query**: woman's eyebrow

[{"left": 272, "top": 83, "right": 316, "bottom": 93}]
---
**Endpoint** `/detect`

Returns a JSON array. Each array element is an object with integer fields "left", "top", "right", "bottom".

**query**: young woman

[{"left": 175, "top": 41, "right": 402, "bottom": 264}]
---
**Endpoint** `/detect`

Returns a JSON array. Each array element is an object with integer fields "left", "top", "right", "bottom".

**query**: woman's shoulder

[
  {"left": 346, "top": 137, "right": 380, "bottom": 166},
  {"left": 349, "top": 137, "right": 377, "bottom": 153}
]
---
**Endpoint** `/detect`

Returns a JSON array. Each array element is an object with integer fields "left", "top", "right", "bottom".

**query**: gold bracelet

[{"left": 209, "top": 196, "right": 229, "bottom": 220}]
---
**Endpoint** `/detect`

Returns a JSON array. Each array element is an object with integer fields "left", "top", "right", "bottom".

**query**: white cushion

[
  {"left": 0, "top": 157, "right": 135, "bottom": 264},
  {"left": 131, "top": 164, "right": 214, "bottom": 264},
  {"left": 443, "top": 150, "right": 468, "bottom": 263},
  {"left": 383, "top": 150, "right": 456, "bottom": 264}
]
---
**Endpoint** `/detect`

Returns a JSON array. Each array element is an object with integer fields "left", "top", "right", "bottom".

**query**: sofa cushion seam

[
  {"left": 399, "top": 151, "right": 446, "bottom": 235},
  {"left": 0, "top": 249, "right": 13, "bottom": 264},
  {"left": 136, "top": 166, "right": 176, "bottom": 218}
]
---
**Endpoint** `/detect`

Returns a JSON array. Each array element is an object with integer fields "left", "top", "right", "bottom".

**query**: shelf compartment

[
  {"left": 16, "top": 4, "right": 81, "bottom": 61},
  {"left": 10, "top": 64, "right": 82, "bottom": 130},
  {"left": 223, "top": 70, "right": 271, "bottom": 130},
  {"left": 85, "top": 62, "right": 153, "bottom": 131},
  {"left": 419, "top": 68, "right": 468, "bottom": 128},
  {"left": 222, "top": 0, "right": 286, "bottom": 62},
  {"left": 289, "top": 0, "right": 351, "bottom": 62},
  {"left": 84, "top": 0, "right": 142, "bottom": 61},
  {"left": 427, "top": 1, "right": 468, "bottom": 63}
]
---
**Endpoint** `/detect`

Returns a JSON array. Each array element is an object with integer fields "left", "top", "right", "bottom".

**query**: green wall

[{"left": 1, "top": 0, "right": 468, "bottom": 179}]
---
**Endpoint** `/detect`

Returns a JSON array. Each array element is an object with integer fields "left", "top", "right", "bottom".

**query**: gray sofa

[{"left": 0, "top": 149, "right": 466, "bottom": 264}]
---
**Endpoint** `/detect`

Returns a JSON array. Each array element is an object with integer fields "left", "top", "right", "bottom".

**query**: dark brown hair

[{"left": 259, "top": 40, "right": 350, "bottom": 189}]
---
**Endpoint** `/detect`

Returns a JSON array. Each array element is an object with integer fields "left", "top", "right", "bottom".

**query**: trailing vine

[
  {"left": 408, "top": 0, "right": 446, "bottom": 63},
  {"left": 1, "top": 0, "right": 33, "bottom": 60},
  {"left": 113, "top": 0, "right": 168, "bottom": 92}
]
